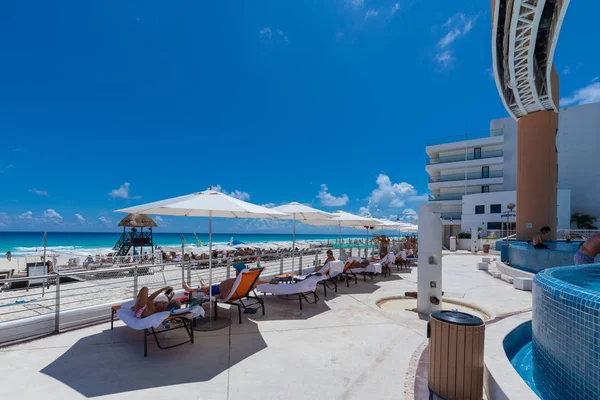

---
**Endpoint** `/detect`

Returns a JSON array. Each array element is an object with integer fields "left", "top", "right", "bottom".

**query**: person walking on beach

[
  {"left": 574, "top": 233, "right": 600, "bottom": 265},
  {"left": 6, "top": 251, "right": 11, "bottom": 261}
]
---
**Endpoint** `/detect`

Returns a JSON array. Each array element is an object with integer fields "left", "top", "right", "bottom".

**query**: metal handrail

[
  {"left": 426, "top": 150, "right": 504, "bottom": 165},
  {"left": 429, "top": 170, "right": 503, "bottom": 183},
  {"left": 426, "top": 129, "right": 503, "bottom": 147}
]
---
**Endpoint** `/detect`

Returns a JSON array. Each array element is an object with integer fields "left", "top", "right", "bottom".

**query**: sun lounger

[
  {"left": 113, "top": 299, "right": 204, "bottom": 357},
  {"left": 196, "top": 267, "right": 266, "bottom": 324},
  {"left": 256, "top": 275, "right": 323, "bottom": 310},
  {"left": 313, "top": 260, "right": 344, "bottom": 297},
  {"left": 349, "top": 257, "right": 383, "bottom": 281},
  {"left": 379, "top": 253, "right": 395, "bottom": 277},
  {"left": 339, "top": 260, "right": 359, "bottom": 287}
]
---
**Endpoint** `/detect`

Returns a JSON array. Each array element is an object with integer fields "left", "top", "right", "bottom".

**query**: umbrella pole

[
  {"left": 209, "top": 211, "right": 213, "bottom": 321},
  {"left": 291, "top": 213, "right": 296, "bottom": 275}
]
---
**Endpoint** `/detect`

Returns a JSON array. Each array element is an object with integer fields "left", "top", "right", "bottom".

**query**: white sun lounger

[
  {"left": 256, "top": 275, "right": 323, "bottom": 310},
  {"left": 114, "top": 299, "right": 204, "bottom": 357}
]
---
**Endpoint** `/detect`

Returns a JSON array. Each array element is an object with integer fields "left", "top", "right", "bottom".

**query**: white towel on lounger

[
  {"left": 116, "top": 299, "right": 205, "bottom": 331},
  {"left": 256, "top": 275, "right": 322, "bottom": 295}
]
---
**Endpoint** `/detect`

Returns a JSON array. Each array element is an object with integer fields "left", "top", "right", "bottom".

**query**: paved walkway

[{"left": 0, "top": 254, "right": 532, "bottom": 400}]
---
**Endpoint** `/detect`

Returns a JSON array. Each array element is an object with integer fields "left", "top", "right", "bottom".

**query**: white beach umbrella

[
  {"left": 115, "top": 189, "right": 287, "bottom": 322},
  {"left": 303, "top": 211, "right": 379, "bottom": 256},
  {"left": 270, "top": 202, "right": 334, "bottom": 274}
]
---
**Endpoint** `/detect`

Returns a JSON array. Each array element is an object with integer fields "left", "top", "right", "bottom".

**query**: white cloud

[
  {"left": 0, "top": 164, "right": 14, "bottom": 174},
  {"left": 261, "top": 202, "right": 276, "bottom": 208},
  {"left": 19, "top": 211, "right": 33, "bottom": 220},
  {"left": 391, "top": 3, "right": 400, "bottom": 15},
  {"left": 486, "top": 67, "right": 494, "bottom": 79},
  {"left": 29, "top": 188, "right": 49, "bottom": 197},
  {"left": 259, "top": 27, "right": 272, "bottom": 40},
  {"left": 0, "top": 212, "right": 9, "bottom": 227},
  {"left": 365, "top": 9, "right": 379, "bottom": 19},
  {"left": 358, "top": 206, "right": 370, "bottom": 216},
  {"left": 229, "top": 190, "right": 251, "bottom": 201},
  {"left": 276, "top": 29, "right": 289, "bottom": 42},
  {"left": 402, "top": 208, "right": 418, "bottom": 221},
  {"left": 108, "top": 182, "right": 140, "bottom": 199},
  {"left": 434, "top": 12, "right": 479, "bottom": 69},
  {"left": 75, "top": 213, "right": 86, "bottom": 223},
  {"left": 434, "top": 51, "right": 455, "bottom": 69},
  {"left": 210, "top": 185, "right": 251, "bottom": 201},
  {"left": 560, "top": 82, "right": 600, "bottom": 107},
  {"left": 361, "top": 174, "right": 426, "bottom": 217},
  {"left": 317, "top": 184, "right": 349, "bottom": 207},
  {"left": 44, "top": 209, "right": 62, "bottom": 220},
  {"left": 562, "top": 65, "right": 571, "bottom": 75},
  {"left": 345, "top": 0, "right": 364, "bottom": 10},
  {"left": 98, "top": 216, "right": 112, "bottom": 225},
  {"left": 592, "top": 76, "right": 599, "bottom": 83}
]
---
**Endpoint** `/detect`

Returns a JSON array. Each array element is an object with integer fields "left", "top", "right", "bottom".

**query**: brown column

[{"left": 516, "top": 110, "right": 558, "bottom": 240}]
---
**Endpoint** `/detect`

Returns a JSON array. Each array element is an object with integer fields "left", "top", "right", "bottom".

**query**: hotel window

[
  {"left": 481, "top": 186, "right": 490, "bottom": 193},
  {"left": 488, "top": 222, "right": 502, "bottom": 230},
  {"left": 490, "top": 204, "right": 501, "bottom": 214},
  {"left": 482, "top": 166, "right": 489, "bottom": 179},
  {"left": 474, "top": 147, "right": 482, "bottom": 160},
  {"left": 475, "top": 205, "right": 485, "bottom": 214}
]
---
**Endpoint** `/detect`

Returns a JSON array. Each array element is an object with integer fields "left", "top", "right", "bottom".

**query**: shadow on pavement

[{"left": 40, "top": 319, "right": 267, "bottom": 397}]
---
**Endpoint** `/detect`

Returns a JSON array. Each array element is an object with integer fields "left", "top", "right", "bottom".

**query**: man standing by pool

[{"left": 574, "top": 233, "right": 600, "bottom": 265}]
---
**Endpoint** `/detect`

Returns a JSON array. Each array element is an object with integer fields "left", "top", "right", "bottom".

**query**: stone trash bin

[{"left": 427, "top": 310, "right": 485, "bottom": 400}]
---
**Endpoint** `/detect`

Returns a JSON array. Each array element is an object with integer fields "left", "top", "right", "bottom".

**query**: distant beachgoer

[
  {"left": 375, "top": 234, "right": 390, "bottom": 257},
  {"left": 574, "top": 233, "right": 600, "bottom": 265},
  {"left": 533, "top": 234, "right": 549, "bottom": 249},
  {"left": 6, "top": 251, "right": 11, "bottom": 261},
  {"left": 132, "top": 286, "right": 180, "bottom": 318}
]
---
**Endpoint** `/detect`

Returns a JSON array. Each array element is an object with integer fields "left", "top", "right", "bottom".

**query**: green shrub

[{"left": 457, "top": 232, "right": 471, "bottom": 239}]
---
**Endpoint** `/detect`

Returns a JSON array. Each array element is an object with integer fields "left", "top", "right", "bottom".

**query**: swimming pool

[
  {"left": 505, "top": 264, "right": 600, "bottom": 400},
  {"left": 498, "top": 240, "right": 588, "bottom": 273}
]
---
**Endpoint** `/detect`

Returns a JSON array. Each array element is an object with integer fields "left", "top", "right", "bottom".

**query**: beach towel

[{"left": 116, "top": 299, "right": 205, "bottom": 330}]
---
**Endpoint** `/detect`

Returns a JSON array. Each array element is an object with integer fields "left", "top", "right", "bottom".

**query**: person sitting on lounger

[
  {"left": 314, "top": 250, "right": 336, "bottom": 272},
  {"left": 133, "top": 286, "right": 181, "bottom": 319}
]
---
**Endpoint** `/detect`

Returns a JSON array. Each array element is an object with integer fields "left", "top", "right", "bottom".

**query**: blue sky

[{"left": 0, "top": 0, "right": 598, "bottom": 233}]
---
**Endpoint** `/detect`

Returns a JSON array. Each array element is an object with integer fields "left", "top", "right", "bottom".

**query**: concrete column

[
  {"left": 516, "top": 110, "right": 558, "bottom": 240},
  {"left": 417, "top": 202, "right": 443, "bottom": 315},
  {"left": 471, "top": 227, "right": 479, "bottom": 253}
]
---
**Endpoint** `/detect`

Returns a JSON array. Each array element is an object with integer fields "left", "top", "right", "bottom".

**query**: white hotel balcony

[{"left": 427, "top": 170, "right": 504, "bottom": 191}]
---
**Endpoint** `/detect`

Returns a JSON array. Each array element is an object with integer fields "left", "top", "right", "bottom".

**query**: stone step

[{"left": 500, "top": 274, "right": 514, "bottom": 284}]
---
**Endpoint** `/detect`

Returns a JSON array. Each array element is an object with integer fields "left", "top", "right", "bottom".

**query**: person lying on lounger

[
  {"left": 183, "top": 279, "right": 237, "bottom": 300},
  {"left": 133, "top": 286, "right": 181, "bottom": 318}
]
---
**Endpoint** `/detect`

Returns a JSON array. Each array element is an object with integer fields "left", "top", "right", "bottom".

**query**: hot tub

[{"left": 532, "top": 264, "right": 600, "bottom": 400}]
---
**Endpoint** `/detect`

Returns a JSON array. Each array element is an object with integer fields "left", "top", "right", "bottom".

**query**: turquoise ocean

[{"left": 0, "top": 232, "right": 379, "bottom": 257}]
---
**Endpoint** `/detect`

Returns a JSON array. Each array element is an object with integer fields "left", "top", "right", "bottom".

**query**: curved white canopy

[{"left": 115, "top": 189, "right": 288, "bottom": 219}]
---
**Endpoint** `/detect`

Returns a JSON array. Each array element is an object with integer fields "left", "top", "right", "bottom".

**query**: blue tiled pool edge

[
  {"left": 503, "top": 320, "right": 541, "bottom": 397},
  {"left": 532, "top": 264, "right": 600, "bottom": 400}
]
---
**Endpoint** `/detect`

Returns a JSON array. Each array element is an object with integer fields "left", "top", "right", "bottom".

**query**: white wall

[
  {"left": 557, "top": 102, "right": 600, "bottom": 223},
  {"left": 488, "top": 101, "right": 600, "bottom": 223},
  {"left": 461, "top": 189, "right": 571, "bottom": 233},
  {"left": 490, "top": 116, "right": 517, "bottom": 191},
  {"left": 461, "top": 191, "right": 516, "bottom": 234}
]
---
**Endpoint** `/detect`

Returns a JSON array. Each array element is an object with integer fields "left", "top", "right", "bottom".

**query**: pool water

[
  {"left": 552, "top": 266, "right": 600, "bottom": 290},
  {"left": 510, "top": 341, "right": 541, "bottom": 397},
  {"left": 505, "top": 265, "right": 600, "bottom": 400},
  {"left": 500, "top": 240, "right": 591, "bottom": 274}
]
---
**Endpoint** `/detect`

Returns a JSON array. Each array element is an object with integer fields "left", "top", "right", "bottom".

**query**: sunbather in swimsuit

[
  {"left": 183, "top": 279, "right": 237, "bottom": 300},
  {"left": 133, "top": 286, "right": 181, "bottom": 318},
  {"left": 574, "top": 233, "right": 600, "bottom": 265}
]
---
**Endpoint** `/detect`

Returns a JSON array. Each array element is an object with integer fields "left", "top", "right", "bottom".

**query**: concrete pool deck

[{"left": 0, "top": 253, "right": 533, "bottom": 400}]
